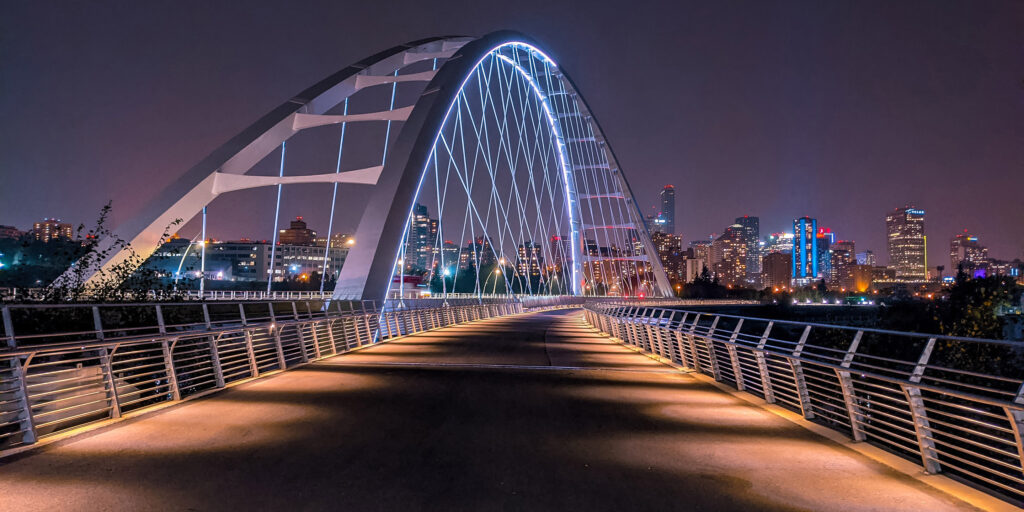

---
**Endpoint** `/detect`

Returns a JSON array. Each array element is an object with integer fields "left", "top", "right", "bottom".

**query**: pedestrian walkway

[{"left": 0, "top": 309, "right": 984, "bottom": 511}]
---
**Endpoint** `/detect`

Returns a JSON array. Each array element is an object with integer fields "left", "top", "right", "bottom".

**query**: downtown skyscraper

[
  {"left": 659, "top": 185, "right": 675, "bottom": 234},
  {"left": 734, "top": 215, "right": 760, "bottom": 282},
  {"left": 792, "top": 216, "right": 820, "bottom": 285},
  {"left": 886, "top": 206, "right": 927, "bottom": 282}
]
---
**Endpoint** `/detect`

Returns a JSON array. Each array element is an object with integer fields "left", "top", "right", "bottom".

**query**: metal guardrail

[
  {"left": 583, "top": 303, "right": 1024, "bottom": 503},
  {"left": 3, "top": 287, "right": 767, "bottom": 304},
  {"left": 0, "top": 299, "right": 523, "bottom": 455}
]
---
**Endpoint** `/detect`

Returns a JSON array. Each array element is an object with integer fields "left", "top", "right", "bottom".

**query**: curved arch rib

[
  {"left": 334, "top": 31, "right": 673, "bottom": 303},
  {"left": 61, "top": 37, "right": 472, "bottom": 288}
]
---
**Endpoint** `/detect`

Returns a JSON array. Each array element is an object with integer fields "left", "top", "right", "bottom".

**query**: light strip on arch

[{"left": 383, "top": 41, "right": 582, "bottom": 303}]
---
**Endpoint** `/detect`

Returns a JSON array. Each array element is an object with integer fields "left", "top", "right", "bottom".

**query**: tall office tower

[
  {"left": 734, "top": 216, "right": 760, "bottom": 281},
  {"left": 761, "top": 252, "right": 793, "bottom": 290},
  {"left": 32, "top": 218, "right": 73, "bottom": 242},
  {"left": 950, "top": 231, "right": 988, "bottom": 273},
  {"left": 711, "top": 224, "right": 748, "bottom": 286},
  {"left": 404, "top": 203, "right": 435, "bottom": 271},
  {"left": 792, "top": 216, "right": 820, "bottom": 285},
  {"left": 659, "top": 185, "right": 676, "bottom": 234},
  {"left": 886, "top": 206, "right": 927, "bottom": 282}
]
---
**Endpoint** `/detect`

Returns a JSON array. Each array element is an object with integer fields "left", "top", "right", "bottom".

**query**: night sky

[{"left": 2, "top": 1, "right": 1022, "bottom": 265}]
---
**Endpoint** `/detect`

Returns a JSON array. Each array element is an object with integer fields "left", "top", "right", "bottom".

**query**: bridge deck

[{"left": 0, "top": 310, "right": 981, "bottom": 511}]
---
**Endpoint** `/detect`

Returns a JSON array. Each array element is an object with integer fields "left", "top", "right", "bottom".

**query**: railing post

[
  {"left": 361, "top": 308, "right": 373, "bottom": 345},
  {"left": 703, "top": 316, "right": 722, "bottom": 380},
  {"left": 161, "top": 338, "right": 181, "bottom": 400},
  {"left": 244, "top": 330, "right": 259, "bottom": 377},
  {"left": 9, "top": 356, "right": 37, "bottom": 443},
  {"left": 754, "top": 322, "right": 775, "bottom": 404},
  {"left": 790, "top": 325, "right": 815, "bottom": 419},
  {"left": 1004, "top": 383, "right": 1024, "bottom": 483},
  {"left": 324, "top": 319, "right": 338, "bottom": 355},
  {"left": 238, "top": 303, "right": 247, "bottom": 326},
  {"left": 686, "top": 314, "right": 703, "bottom": 373},
  {"left": 201, "top": 304, "right": 212, "bottom": 330},
  {"left": 292, "top": 303, "right": 310, "bottom": 363},
  {"left": 671, "top": 312, "right": 689, "bottom": 367},
  {"left": 91, "top": 306, "right": 104, "bottom": 341},
  {"left": 650, "top": 310, "right": 668, "bottom": 357},
  {"left": 209, "top": 334, "right": 226, "bottom": 388},
  {"left": 901, "top": 337, "right": 941, "bottom": 474},
  {"left": 726, "top": 319, "right": 745, "bottom": 391},
  {"left": 155, "top": 305, "right": 167, "bottom": 335},
  {"left": 381, "top": 312, "right": 392, "bottom": 339},
  {"left": 3, "top": 305, "right": 16, "bottom": 348},
  {"left": 308, "top": 320, "right": 322, "bottom": 360},
  {"left": 99, "top": 345, "right": 122, "bottom": 419},
  {"left": 338, "top": 313, "right": 353, "bottom": 351},
  {"left": 629, "top": 307, "right": 643, "bottom": 346},
  {"left": 836, "top": 330, "right": 866, "bottom": 441}
]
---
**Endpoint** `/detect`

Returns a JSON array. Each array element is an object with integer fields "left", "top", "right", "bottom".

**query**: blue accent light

[{"left": 811, "top": 218, "right": 818, "bottom": 278}]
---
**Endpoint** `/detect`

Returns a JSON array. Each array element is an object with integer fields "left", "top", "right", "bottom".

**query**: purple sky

[{"left": 2, "top": 1, "right": 1022, "bottom": 266}]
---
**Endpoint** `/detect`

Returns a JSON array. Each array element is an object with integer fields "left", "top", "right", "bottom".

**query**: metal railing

[
  {"left": 0, "top": 299, "right": 523, "bottom": 455},
  {"left": 583, "top": 303, "right": 1024, "bottom": 503}
]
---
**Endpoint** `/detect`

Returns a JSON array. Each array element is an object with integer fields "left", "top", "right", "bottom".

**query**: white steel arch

[{"left": 66, "top": 31, "right": 672, "bottom": 302}]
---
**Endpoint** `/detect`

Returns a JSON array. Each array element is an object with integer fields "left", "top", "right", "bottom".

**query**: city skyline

[{"left": 2, "top": 2, "right": 1022, "bottom": 273}]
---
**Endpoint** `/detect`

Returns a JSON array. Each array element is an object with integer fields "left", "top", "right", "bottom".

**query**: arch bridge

[
  {"left": 70, "top": 31, "right": 672, "bottom": 306},
  {"left": 14, "top": 32, "right": 1021, "bottom": 510}
]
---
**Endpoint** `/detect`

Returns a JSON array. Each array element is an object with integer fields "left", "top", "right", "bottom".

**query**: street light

[{"left": 484, "top": 267, "right": 503, "bottom": 295}]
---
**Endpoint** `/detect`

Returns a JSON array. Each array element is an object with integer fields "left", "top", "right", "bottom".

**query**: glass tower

[
  {"left": 792, "top": 216, "right": 818, "bottom": 283},
  {"left": 659, "top": 185, "right": 675, "bottom": 234}
]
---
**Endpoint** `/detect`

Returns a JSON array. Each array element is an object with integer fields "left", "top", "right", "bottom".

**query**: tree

[
  {"left": 40, "top": 202, "right": 181, "bottom": 303},
  {"left": 936, "top": 275, "right": 1021, "bottom": 339}
]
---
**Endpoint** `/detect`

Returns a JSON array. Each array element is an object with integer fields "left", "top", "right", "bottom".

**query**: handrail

[
  {"left": 0, "top": 300, "right": 526, "bottom": 455},
  {"left": 582, "top": 303, "right": 1024, "bottom": 504}
]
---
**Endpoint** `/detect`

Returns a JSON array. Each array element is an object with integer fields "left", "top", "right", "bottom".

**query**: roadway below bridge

[{"left": 0, "top": 310, "right": 985, "bottom": 511}]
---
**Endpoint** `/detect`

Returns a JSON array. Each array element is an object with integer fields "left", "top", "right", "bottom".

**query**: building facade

[
  {"left": 278, "top": 217, "right": 316, "bottom": 246},
  {"left": 886, "top": 206, "right": 927, "bottom": 282},
  {"left": 711, "top": 224, "right": 747, "bottom": 286},
  {"left": 146, "top": 238, "right": 349, "bottom": 283},
  {"left": 651, "top": 232, "right": 684, "bottom": 286},
  {"left": 950, "top": 231, "right": 988, "bottom": 274},
  {"left": 762, "top": 252, "right": 792, "bottom": 290},
  {"left": 32, "top": 218, "right": 73, "bottom": 242},
  {"left": 792, "top": 216, "right": 819, "bottom": 285},
  {"left": 405, "top": 203, "right": 436, "bottom": 272},
  {"left": 0, "top": 225, "right": 24, "bottom": 239},
  {"left": 735, "top": 216, "right": 760, "bottom": 283},
  {"left": 659, "top": 185, "right": 675, "bottom": 234}
]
